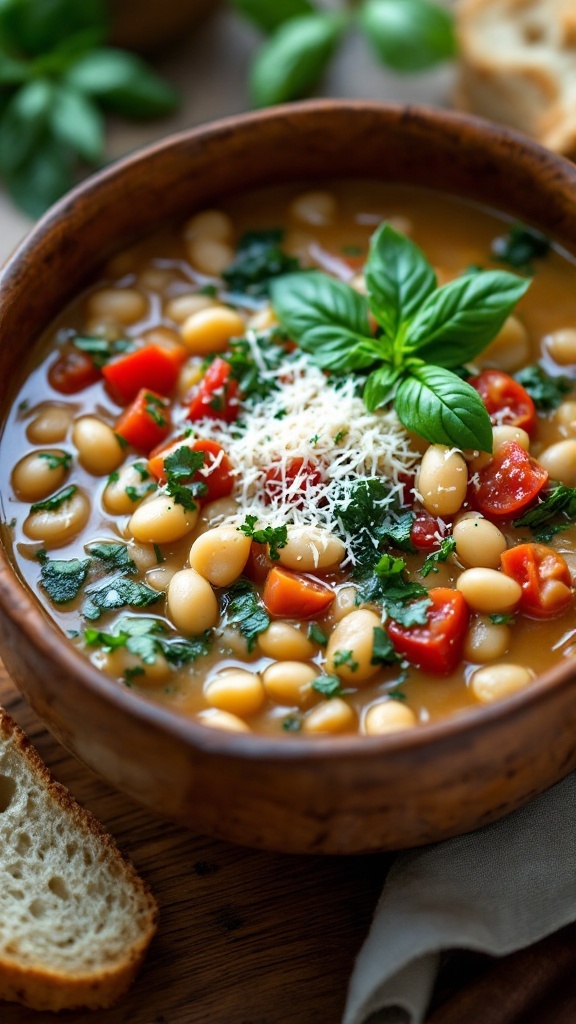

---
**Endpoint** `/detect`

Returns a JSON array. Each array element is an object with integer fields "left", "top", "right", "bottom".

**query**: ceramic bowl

[{"left": 1, "top": 102, "right": 576, "bottom": 855}]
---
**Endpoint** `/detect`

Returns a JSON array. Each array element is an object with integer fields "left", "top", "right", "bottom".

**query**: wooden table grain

[{"left": 0, "top": 663, "right": 387, "bottom": 1024}]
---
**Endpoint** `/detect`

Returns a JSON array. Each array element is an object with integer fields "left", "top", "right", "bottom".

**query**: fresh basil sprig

[
  {"left": 231, "top": 0, "right": 456, "bottom": 108},
  {"left": 0, "top": 0, "right": 178, "bottom": 216},
  {"left": 271, "top": 223, "right": 531, "bottom": 451}
]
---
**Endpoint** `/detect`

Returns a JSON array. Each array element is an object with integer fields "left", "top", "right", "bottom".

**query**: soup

[{"left": 2, "top": 182, "right": 576, "bottom": 738}]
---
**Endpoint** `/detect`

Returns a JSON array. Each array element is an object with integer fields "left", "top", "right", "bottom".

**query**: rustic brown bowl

[
  {"left": 1, "top": 102, "right": 576, "bottom": 855},
  {"left": 109, "top": 0, "right": 219, "bottom": 53}
]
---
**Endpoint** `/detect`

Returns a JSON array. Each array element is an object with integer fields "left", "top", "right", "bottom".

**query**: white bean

[
  {"left": 129, "top": 494, "right": 199, "bottom": 544},
  {"left": 363, "top": 700, "right": 417, "bottom": 734},
  {"left": 262, "top": 661, "right": 318, "bottom": 708},
  {"left": 26, "top": 405, "right": 71, "bottom": 444},
  {"left": 325, "top": 609, "right": 382, "bottom": 683},
  {"left": 205, "top": 668, "right": 264, "bottom": 717},
  {"left": 197, "top": 709, "right": 250, "bottom": 733},
  {"left": 187, "top": 238, "right": 234, "bottom": 276},
  {"left": 23, "top": 487, "right": 90, "bottom": 546},
  {"left": 475, "top": 316, "right": 529, "bottom": 372},
  {"left": 290, "top": 190, "right": 337, "bottom": 226},
  {"left": 303, "top": 698, "right": 356, "bottom": 734},
  {"left": 456, "top": 567, "right": 522, "bottom": 614},
  {"left": 86, "top": 287, "right": 147, "bottom": 325},
  {"left": 184, "top": 209, "right": 233, "bottom": 242},
  {"left": 258, "top": 622, "right": 316, "bottom": 661},
  {"left": 453, "top": 516, "right": 507, "bottom": 569},
  {"left": 545, "top": 328, "right": 576, "bottom": 366},
  {"left": 165, "top": 293, "right": 217, "bottom": 323},
  {"left": 417, "top": 444, "right": 468, "bottom": 516},
  {"left": 331, "top": 586, "right": 358, "bottom": 622},
  {"left": 189, "top": 525, "right": 251, "bottom": 588},
  {"left": 463, "top": 615, "right": 511, "bottom": 663},
  {"left": 72, "top": 417, "right": 125, "bottom": 476},
  {"left": 102, "top": 462, "right": 155, "bottom": 516},
  {"left": 277, "top": 526, "right": 345, "bottom": 573},
  {"left": 12, "top": 450, "right": 70, "bottom": 502},
  {"left": 167, "top": 568, "right": 219, "bottom": 634},
  {"left": 180, "top": 306, "right": 245, "bottom": 355},
  {"left": 492, "top": 425, "right": 530, "bottom": 452},
  {"left": 189, "top": 497, "right": 240, "bottom": 541},
  {"left": 471, "top": 663, "right": 535, "bottom": 703},
  {"left": 537, "top": 440, "right": 576, "bottom": 486}
]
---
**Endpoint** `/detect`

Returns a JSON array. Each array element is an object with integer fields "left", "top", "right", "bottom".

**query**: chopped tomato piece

[
  {"left": 115, "top": 389, "right": 171, "bottom": 454},
  {"left": 501, "top": 543, "right": 573, "bottom": 618},
  {"left": 387, "top": 588, "right": 469, "bottom": 675},
  {"left": 469, "top": 441, "right": 548, "bottom": 519},
  {"left": 410, "top": 511, "right": 448, "bottom": 551},
  {"left": 468, "top": 370, "right": 537, "bottom": 434},
  {"left": 187, "top": 358, "right": 239, "bottom": 423},
  {"left": 263, "top": 567, "right": 335, "bottom": 618},
  {"left": 48, "top": 346, "right": 101, "bottom": 394},
  {"left": 147, "top": 436, "right": 234, "bottom": 501},
  {"left": 397, "top": 471, "right": 415, "bottom": 508},
  {"left": 264, "top": 458, "right": 323, "bottom": 507},
  {"left": 244, "top": 541, "right": 274, "bottom": 585},
  {"left": 103, "top": 344, "right": 184, "bottom": 404}
]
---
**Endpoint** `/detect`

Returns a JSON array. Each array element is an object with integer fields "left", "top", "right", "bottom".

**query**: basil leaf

[
  {"left": 271, "top": 271, "right": 380, "bottom": 372},
  {"left": 371, "top": 626, "right": 400, "bottom": 665},
  {"left": 491, "top": 223, "right": 550, "bottom": 273},
  {"left": 514, "top": 485, "right": 576, "bottom": 541},
  {"left": 407, "top": 270, "right": 531, "bottom": 366},
  {"left": 82, "top": 575, "right": 160, "bottom": 621},
  {"left": 2, "top": 130, "right": 74, "bottom": 217},
  {"left": 366, "top": 222, "right": 436, "bottom": 340},
  {"left": 0, "top": 0, "right": 107, "bottom": 56},
  {"left": 222, "top": 229, "right": 300, "bottom": 298},
  {"left": 0, "top": 52, "right": 29, "bottom": 84},
  {"left": 514, "top": 365, "right": 572, "bottom": 411},
  {"left": 231, "top": 0, "right": 314, "bottom": 34},
  {"left": 85, "top": 541, "right": 135, "bottom": 572},
  {"left": 38, "top": 554, "right": 90, "bottom": 605},
  {"left": 50, "top": 85, "right": 103, "bottom": 162},
  {"left": 250, "top": 13, "right": 346, "bottom": 106},
  {"left": 363, "top": 364, "right": 404, "bottom": 411},
  {"left": 0, "top": 78, "right": 54, "bottom": 172},
  {"left": 360, "top": 0, "right": 456, "bottom": 73},
  {"left": 395, "top": 366, "right": 493, "bottom": 451},
  {"left": 222, "top": 579, "right": 270, "bottom": 652},
  {"left": 66, "top": 48, "right": 178, "bottom": 118}
]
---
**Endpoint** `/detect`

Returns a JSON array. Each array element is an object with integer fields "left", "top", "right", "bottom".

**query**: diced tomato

[
  {"left": 48, "top": 346, "right": 101, "bottom": 394},
  {"left": 187, "top": 358, "right": 239, "bottom": 423},
  {"left": 263, "top": 567, "right": 335, "bottom": 618},
  {"left": 468, "top": 370, "right": 537, "bottom": 434},
  {"left": 501, "top": 543, "right": 573, "bottom": 618},
  {"left": 264, "top": 458, "right": 324, "bottom": 507},
  {"left": 386, "top": 588, "right": 469, "bottom": 675},
  {"left": 469, "top": 441, "right": 548, "bottom": 519},
  {"left": 115, "top": 389, "right": 171, "bottom": 454},
  {"left": 244, "top": 541, "right": 274, "bottom": 585},
  {"left": 397, "top": 471, "right": 415, "bottom": 508},
  {"left": 410, "top": 510, "right": 448, "bottom": 551},
  {"left": 103, "top": 344, "right": 185, "bottom": 405},
  {"left": 147, "top": 436, "right": 234, "bottom": 501}
]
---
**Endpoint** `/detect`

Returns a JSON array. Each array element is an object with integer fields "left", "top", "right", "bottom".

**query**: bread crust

[{"left": 0, "top": 708, "right": 158, "bottom": 1012}]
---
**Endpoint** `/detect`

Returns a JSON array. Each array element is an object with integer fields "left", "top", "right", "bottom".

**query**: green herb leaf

[
  {"left": 489, "top": 613, "right": 515, "bottom": 626},
  {"left": 271, "top": 271, "right": 378, "bottom": 372},
  {"left": 222, "top": 229, "right": 301, "bottom": 298},
  {"left": 38, "top": 451, "right": 72, "bottom": 470},
  {"left": 312, "top": 674, "right": 344, "bottom": 698},
  {"left": 50, "top": 84, "right": 103, "bottom": 162},
  {"left": 227, "top": 329, "right": 288, "bottom": 401},
  {"left": 164, "top": 446, "right": 207, "bottom": 511},
  {"left": 491, "top": 223, "right": 550, "bottom": 273},
  {"left": 371, "top": 626, "right": 400, "bottom": 665},
  {"left": 250, "top": 13, "right": 346, "bottom": 106},
  {"left": 30, "top": 483, "right": 77, "bottom": 514},
  {"left": 360, "top": 0, "right": 456, "bottom": 73},
  {"left": 513, "top": 485, "right": 576, "bottom": 541},
  {"left": 82, "top": 576, "right": 160, "bottom": 621},
  {"left": 2, "top": 130, "right": 74, "bottom": 218},
  {"left": 85, "top": 541, "right": 135, "bottom": 572},
  {"left": 308, "top": 622, "right": 328, "bottom": 646},
  {"left": 363, "top": 364, "right": 404, "bottom": 411},
  {"left": 420, "top": 536, "right": 456, "bottom": 577},
  {"left": 0, "top": 0, "right": 107, "bottom": 55},
  {"left": 356, "top": 553, "right": 431, "bottom": 625},
  {"left": 366, "top": 222, "right": 437, "bottom": 340},
  {"left": 0, "top": 78, "right": 55, "bottom": 172},
  {"left": 231, "top": 0, "right": 314, "bottom": 34},
  {"left": 73, "top": 335, "right": 133, "bottom": 367},
  {"left": 333, "top": 649, "right": 359, "bottom": 672},
  {"left": 222, "top": 579, "right": 270, "bottom": 652},
  {"left": 514, "top": 365, "right": 573, "bottom": 411},
  {"left": 66, "top": 48, "right": 178, "bottom": 118},
  {"left": 282, "top": 714, "right": 302, "bottom": 731},
  {"left": 336, "top": 479, "right": 416, "bottom": 563},
  {"left": 238, "top": 515, "right": 288, "bottom": 560},
  {"left": 37, "top": 553, "right": 90, "bottom": 604},
  {"left": 85, "top": 615, "right": 211, "bottom": 667},
  {"left": 407, "top": 271, "right": 532, "bottom": 366},
  {"left": 395, "top": 366, "right": 494, "bottom": 452}
]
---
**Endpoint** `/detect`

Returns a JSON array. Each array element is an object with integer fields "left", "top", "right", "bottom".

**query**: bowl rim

[{"left": 2, "top": 98, "right": 576, "bottom": 764}]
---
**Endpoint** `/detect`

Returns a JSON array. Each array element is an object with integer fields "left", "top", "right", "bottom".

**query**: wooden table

[{"left": 0, "top": 664, "right": 388, "bottom": 1024}]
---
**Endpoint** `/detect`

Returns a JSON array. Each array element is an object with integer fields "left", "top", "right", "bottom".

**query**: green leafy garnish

[
  {"left": 489, "top": 613, "right": 515, "bottom": 626},
  {"left": 36, "top": 550, "right": 90, "bottom": 604},
  {"left": 272, "top": 223, "right": 530, "bottom": 450},
  {"left": 222, "top": 229, "right": 301, "bottom": 297},
  {"left": 514, "top": 365, "right": 572, "bottom": 411},
  {"left": 85, "top": 541, "right": 135, "bottom": 572},
  {"left": 360, "top": 0, "right": 456, "bottom": 73},
  {"left": 336, "top": 478, "right": 416, "bottom": 565},
  {"left": 85, "top": 616, "right": 211, "bottom": 668},
  {"left": 307, "top": 622, "right": 328, "bottom": 647},
  {"left": 82, "top": 576, "right": 160, "bottom": 621},
  {"left": 249, "top": 13, "right": 347, "bottom": 107},
  {"left": 420, "top": 536, "right": 456, "bottom": 577},
  {"left": 357, "top": 554, "right": 432, "bottom": 626},
  {"left": 514, "top": 485, "right": 576, "bottom": 542},
  {"left": 282, "top": 713, "right": 303, "bottom": 731},
  {"left": 312, "top": 674, "right": 344, "bottom": 698},
  {"left": 153, "top": 544, "right": 165, "bottom": 564},
  {"left": 0, "top": 0, "right": 178, "bottom": 215},
  {"left": 491, "top": 223, "right": 550, "bottom": 274},
  {"left": 73, "top": 335, "right": 132, "bottom": 368},
  {"left": 222, "top": 579, "right": 270, "bottom": 652},
  {"left": 238, "top": 515, "right": 288, "bottom": 560},
  {"left": 371, "top": 626, "right": 400, "bottom": 665},
  {"left": 37, "top": 451, "right": 72, "bottom": 470},
  {"left": 163, "top": 447, "right": 207, "bottom": 511},
  {"left": 143, "top": 392, "right": 168, "bottom": 428},
  {"left": 227, "top": 329, "right": 289, "bottom": 401},
  {"left": 388, "top": 688, "right": 407, "bottom": 702},
  {"left": 333, "top": 649, "right": 359, "bottom": 672},
  {"left": 30, "top": 484, "right": 77, "bottom": 513}
]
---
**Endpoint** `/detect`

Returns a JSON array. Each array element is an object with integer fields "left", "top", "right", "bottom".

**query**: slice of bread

[
  {"left": 455, "top": 0, "right": 576, "bottom": 157},
  {"left": 0, "top": 707, "right": 157, "bottom": 1011}
]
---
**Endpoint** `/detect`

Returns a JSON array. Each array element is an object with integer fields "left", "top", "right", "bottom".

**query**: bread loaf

[
  {"left": 0, "top": 707, "right": 157, "bottom": 1011},
  {"left": 455, "top": 0, "right": 576, "bottom": 157}
]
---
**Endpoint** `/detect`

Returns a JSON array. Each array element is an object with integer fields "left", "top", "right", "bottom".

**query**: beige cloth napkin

[{"left": 344, "top": 772, "right": 576, "bottom": 1024}]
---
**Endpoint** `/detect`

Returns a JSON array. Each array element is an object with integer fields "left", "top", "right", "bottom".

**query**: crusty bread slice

[
  {"left": 455, "top": 0, "right": 576, "bottom": 157},
  {"left": 0, "top": 707, "right": 157, "bottom": 1011}
]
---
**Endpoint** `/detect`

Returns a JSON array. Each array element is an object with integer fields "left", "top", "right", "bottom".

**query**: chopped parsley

[
  {"left": 163, "top": 446, "right": 207, "bottom": 511},
  {"left": 85, "top": 616, "right": 211, "bottom": 669},
  {"left": 30, "top": 484, "right": 77, "bottom": 514},
  {"left": 222, "top": 579, "right": 270, "bottom": 652},
  {"left": 153, "top": 544, "right": 165, "bottom": 564},
  {"left": 336, "top": 478, "right": 416, "bottom": 566},
  {"left": 124, "top": 666, "right": 145, "bottom": 685},
  {"left": 82, "top": 576, "right": 161, "bottom": 621},
  {"left": 37, "top": 452, "right": 72, "bottom": 470},
  {"left": 282, "top": 714, "right": 302, "bottom": 732},
  {"left": 312, "top": 675, "right": 344, "bottom": 698},
  {"left": 125, "top": 483, "right": 156, "bottom": 503},
  {"left": 356, "top": 553, "right": 432, "bottom": 626},
  {"left": 144, "top": 392, "right": 168, "bottom": 427},
  {"left": 489, "top": 613, "right": 515, "bottom": 626},
  {"left": 222, "top": 228, "right": 301, "bottom": 298},
  {"left": 420, "top": 536, "right": 456, "bottom": 577},
  {"left": 333, "top": 649, "right": 359, "bottom": 672},
  {"left": 514, "top": 365, "right": 572, "bottom": 411},
  {"left": 238, "top": 515, "right": 288, "bottom": 560},
  {"left": 371, "top": 626, "right": 400, "bottom": 666},
  {"left": 226, "top": 329, "right": 288, "bottom": 402},
  {"left": 387, "top": 688, "right": 407, "bottom": 702},
  {"left": 513, "top": 485, "right": 576, "bottom": 542},
  {"left": 36, "top": 550, "right": 90, "bottom": 604},
  {"left": 307, "top": 622, "right": 328, "bottom": 647},
  {"left": 491, "top": 222, "right": 550, "bottom": 273},
  {"left": 73, "top": 335, "right": 132, "bottom": 368},
  {"left": 85, "top": 541, "right": 135, "bottom": 572}
]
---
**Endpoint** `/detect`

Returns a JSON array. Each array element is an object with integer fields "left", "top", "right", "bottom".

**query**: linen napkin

[{"left": 343, "top": 771, "right": 576, "bottom": 1024}]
